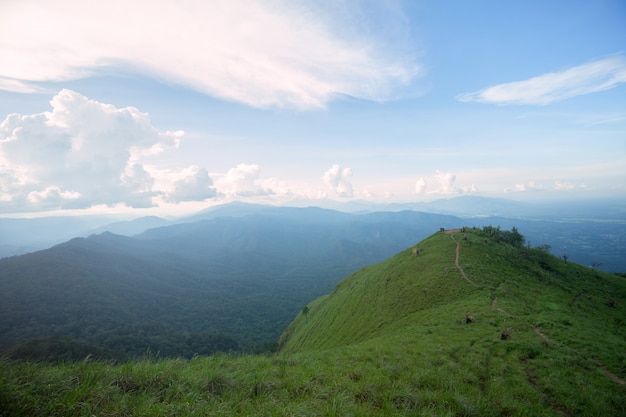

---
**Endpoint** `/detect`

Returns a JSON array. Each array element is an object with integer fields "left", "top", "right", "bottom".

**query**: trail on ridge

[
  {"left": 446, "top": 230, "right": 478, "bottom": 287},
  {"left": 444, "top": 229, "right": 624, "bottom": 386}
]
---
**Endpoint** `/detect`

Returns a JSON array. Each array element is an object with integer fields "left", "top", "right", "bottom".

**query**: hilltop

[
  {"left": 2, "top": 226, "right": 625, "bottom": 416},
  {"left": 280, "top": 227, "right": 626, "bottom": 363},
  {"left": 275, "top": 226, "right": 626, "bottom": 412}
]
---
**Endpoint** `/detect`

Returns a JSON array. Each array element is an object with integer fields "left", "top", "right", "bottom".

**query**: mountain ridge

[{"left": 279, "top": 226, "right": 626, "bottom": 372}]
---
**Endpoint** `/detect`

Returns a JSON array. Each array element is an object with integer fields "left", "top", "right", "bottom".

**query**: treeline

[{"left": 476, "top": 225, "right": 525, "bottom": 247}]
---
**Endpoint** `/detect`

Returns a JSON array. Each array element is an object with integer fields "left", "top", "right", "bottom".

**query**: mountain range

[{"left": 1, "top": 200, "right": 625, "bottom": 361}]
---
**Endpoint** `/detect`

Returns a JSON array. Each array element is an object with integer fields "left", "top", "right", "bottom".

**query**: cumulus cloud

[
  {"left": 457, "top": 55, "right": 626, "bottom": 105},
  {"left": 215, "top": 163, "right": 276, "bottom": 197},
  {"left": 0, "top": 89, "right": 180, "bottom": 211},
  {"left": 0, "top": 0, "right": 419, "bottom": 109},
  {"left": 414, "top": 171, "right": 476, "bottom": 196},
  {"left": 433, "top": 171, "right": 457, "bottom": 194},
  {"left": 323, "top": 164, "right": 354, "bottom": 198},
  {"left": 414, "top": 178, "right": 427, "bottom": 194},
  {"left": 166, "top": 166, "right": 217, "bottom": 203}
]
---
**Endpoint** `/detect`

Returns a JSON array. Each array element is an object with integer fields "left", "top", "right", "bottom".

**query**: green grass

[{"left": 2, "top": 228, "right": 625, "bottom": 416}]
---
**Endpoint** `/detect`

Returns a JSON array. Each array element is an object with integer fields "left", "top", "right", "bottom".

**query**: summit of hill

[{"left": 280, "top": 226, "right": 626, "bottom": 382}]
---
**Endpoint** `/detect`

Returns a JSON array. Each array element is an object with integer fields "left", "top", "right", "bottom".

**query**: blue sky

[{"left": 0, "top": 0, "right": 625, "bottom": 216}]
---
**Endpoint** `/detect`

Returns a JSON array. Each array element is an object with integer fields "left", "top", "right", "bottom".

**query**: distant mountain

[
  {"left": 382, "top": 195, "right": 530, "bottom": 217},
  {"left": 0, "top": 215, "right": 170, "bottom": 259},
  {"left": 346, "top": 195, "right": 626, "bottom": 221},
  {"left": 0, "top": 215, "right": 124, "bottom": 259},
  {"left": 179, "top": 201, "right": 280, "bottom": 222},
  {"left": 2, "top": 196, "right": 624, "bottom": 260},
  {"left": 89, "top": 216, "right": 170, "bottom": 236}
]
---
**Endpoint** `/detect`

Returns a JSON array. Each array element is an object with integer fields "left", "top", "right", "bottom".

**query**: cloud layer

[
  {"left": 0, "top": 0, "right": 418, "bottom": 109},
  {"left": 457, "top": 56, "right": 626, "bottom": 105}
]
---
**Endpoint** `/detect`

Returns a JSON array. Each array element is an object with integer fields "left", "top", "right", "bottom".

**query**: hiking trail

[
  {"left": 442, "top": 228, "right": 624, "bottom": 386},
  {"left": 445, "top": 229, "right": 478, "bottom": 287}
]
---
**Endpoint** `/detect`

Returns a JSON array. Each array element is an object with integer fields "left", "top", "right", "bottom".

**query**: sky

[{"left": 0, "top": 0, "right": 625, "bottom": 216}]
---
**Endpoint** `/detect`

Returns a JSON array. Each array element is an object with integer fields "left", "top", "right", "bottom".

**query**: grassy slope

[
  {"left": 279, "top": 230, "right": 472, "bottom": 352},
  {"left": 2, "top": 228, "right": 625, "bottom": 416}
]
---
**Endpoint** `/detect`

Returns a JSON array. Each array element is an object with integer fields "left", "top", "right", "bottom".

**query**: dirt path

[
  {"left": 446, "top": 230, "right": 479, "bottom": 287},
  {"left": 595, "top": 361, "right": 626, "bottom": 385},
  {"left": 531, "top": 327, "right": 625, "bottom": 385},
  {"left": 441, "top": 228, "right": 624, "bottom": 386},
  {"left": 532, "top": 326, "right": 550, "bottom": 343},
  {"left": 491, "top": 296, "right": 512, "bottom": 317},
  {"left": 495, "top": 295, "right": 625, "bottom": 386}
]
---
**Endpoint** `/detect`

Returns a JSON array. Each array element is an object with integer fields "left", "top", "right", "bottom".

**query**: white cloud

[
  {"left": 259, "top": 177, "right": 291, "bottom": 196},
  {"left": 166, "top": 166, "right": 217, "bottom": 203},
  {"left": 414, "top": 178, "right": 427, "bottom": 194},
  {"left": 457, "top": 55, "right": 626, "bottom": 105},
  {"left": 215, "top": 163, "right": 276, "bottom": 197},
  {"left": 323, "top": 164, "right": 354, "bottom": 198},
  {"left": 27, "top": 187, "right": 81, "bottom": 204},
  {"left": 553, "top": 181, "right": 576, "bottom": 191},
  {"left": 0, "top": 89, "right": 179, "bottom": 211},
  {"left": 0, "top": 77, "right": 46, "bottom": 94},
  {"left": 0, "top": 0, "right": 419, "bottom": 110},
  {"left": 506, "top": 181, "right": 544, "bottom": 193},
  {"left": 413, "top": 171, "right": 476, "bottom": 196},
  {"left": 433, "top": 171, "right": 456, "bottom": 194}
]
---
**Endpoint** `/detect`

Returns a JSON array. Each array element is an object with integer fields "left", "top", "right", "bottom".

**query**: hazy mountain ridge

[
  {"left": 0, "top": 215, "right": 168, "bottom": 259},
  {"left": 3, "top": 196, "right": 624, "bottom": 259}
]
